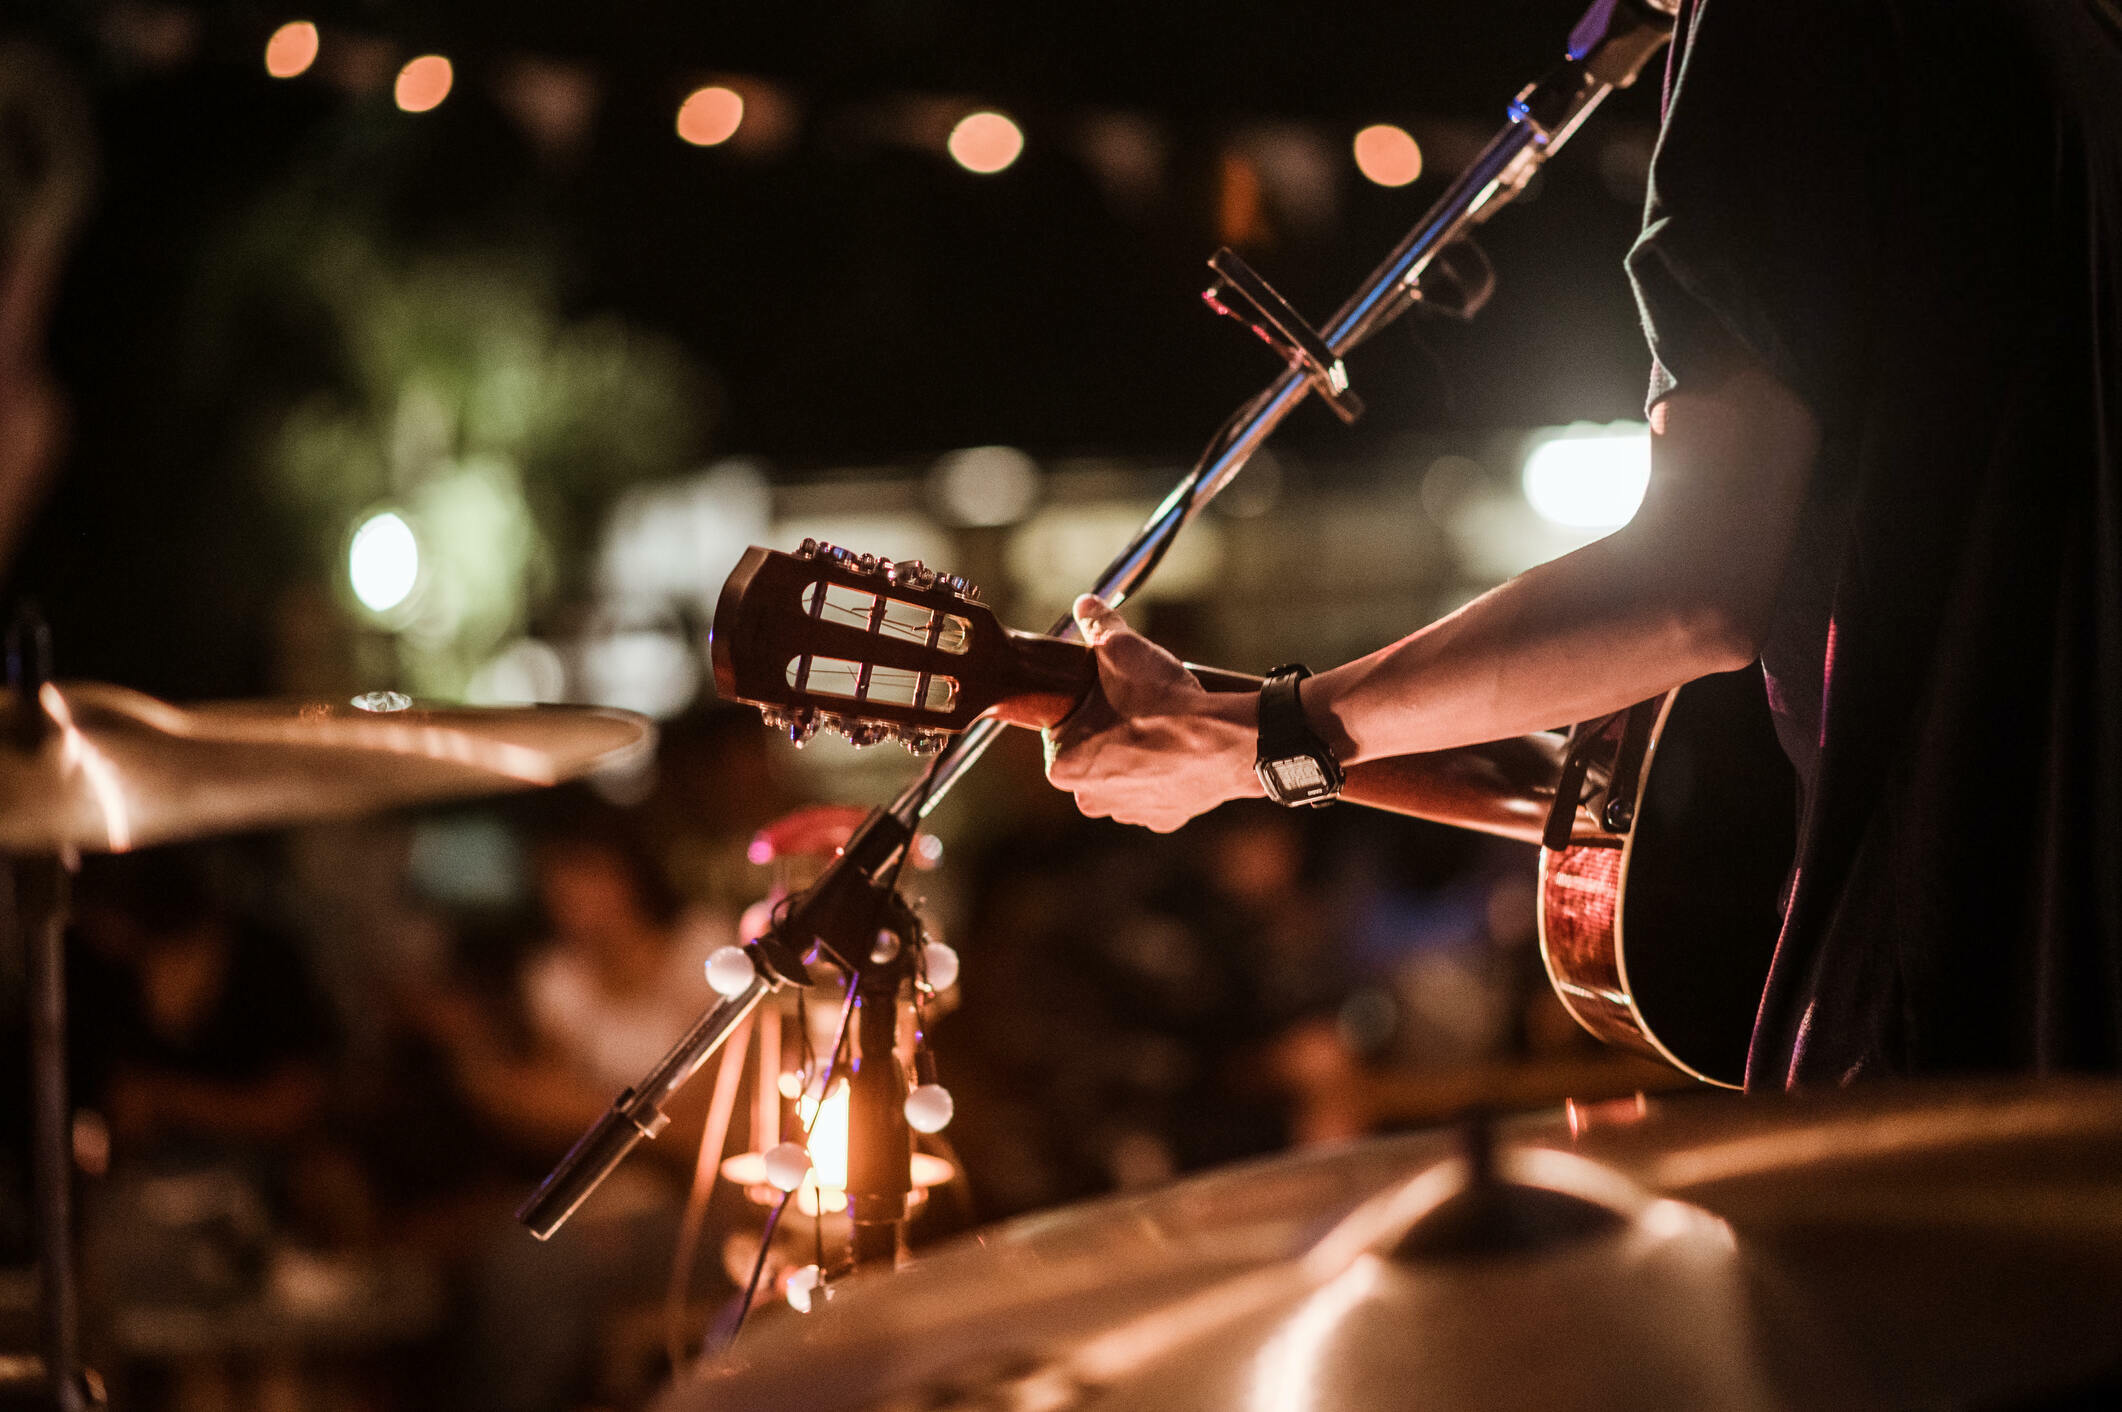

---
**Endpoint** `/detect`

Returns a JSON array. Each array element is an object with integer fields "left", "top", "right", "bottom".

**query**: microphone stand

[{"left": 519, "top": 0, "right": 1679, "bottom": 1247}]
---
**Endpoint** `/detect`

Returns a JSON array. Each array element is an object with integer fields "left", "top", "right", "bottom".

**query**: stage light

[
  {"left": 1353, "top": 124, "right": 1423, "bottom": 187},
  {"left": 929, "top": 445, "right": 1039, "bottom": 526},
  {"left": 676, "top": 85, "right": 744, "bottom": 146},
  {"left": 394, "top": 54, "right": 453, "bottom": 113},
  {"left": 264, "top": 21, "right": 318, "bottom": 79},
  {"left": 1521, "top": 424, "right": 1651, "bottom": 529},
  {"left": 349, "top": 511, "right": 419, "bottom": 613},
  {"left": 948, "top": 111, "right": 1024, "bottom": 174}
]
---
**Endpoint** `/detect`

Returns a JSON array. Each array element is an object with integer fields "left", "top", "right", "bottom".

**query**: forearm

[
  {"left": 1304, "top": 523, "right": 1752, "bottom": 763},
  {"left": 1047, "top": 363, "right": 1816, "bottom": 832},
  {"left": 1291, "top": 368, "right": 1816, "bottom": 762}
]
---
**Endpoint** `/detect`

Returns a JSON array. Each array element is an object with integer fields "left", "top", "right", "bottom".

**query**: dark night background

[{"left": 10, "top": 0, "right": 1658, "bottom": 699}]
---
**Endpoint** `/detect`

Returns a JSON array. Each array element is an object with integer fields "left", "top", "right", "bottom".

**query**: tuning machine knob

[
  {"left": 893, "top": 726, "right": 947, "bottom": 756},
  {"left": 758, "top": 706, "right": 819, "bottom": 746},
  {"left": 843, "top": 721, "right": 891, "bottom": 748}
]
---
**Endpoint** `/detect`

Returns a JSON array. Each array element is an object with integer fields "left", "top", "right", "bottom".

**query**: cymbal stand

[
  {"left": 7, "top": 611, "right": 98, "bottom": 1411},
  {"left": 521, "top": 0, "right": 1679, "bottom": 1243}
]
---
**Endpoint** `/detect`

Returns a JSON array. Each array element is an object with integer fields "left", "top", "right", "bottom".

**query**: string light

[
  {"left": 394, "top": 54, "right": 453, "bottom": 113},
  {"left": 263, "top": 21, "right": 318, "bottom": 79},
  {"left": 677, "top": 85, "right": 745, "bottom": 146},
  {"left": 1353, "top": 123, "right": 1423, "bottom": 187},
  {"left": 947, "top": 111, "right": 1024, "bottom": 174}
]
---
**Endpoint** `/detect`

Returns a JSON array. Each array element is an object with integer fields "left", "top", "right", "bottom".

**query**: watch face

[{"left": 1265, "top": 755, "right": 1328, "bottom": 795}]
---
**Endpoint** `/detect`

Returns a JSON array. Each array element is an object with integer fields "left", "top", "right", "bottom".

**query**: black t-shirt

[{"left": 1629, "top": 0, "right": 2122, "bottom": 1084}]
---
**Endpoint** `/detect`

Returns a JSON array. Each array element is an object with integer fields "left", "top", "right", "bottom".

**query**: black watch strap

[{"left": 1255, "top": 664, "right": 1344, "bottom": 807}]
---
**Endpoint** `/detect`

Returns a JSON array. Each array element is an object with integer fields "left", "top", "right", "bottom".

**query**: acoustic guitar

[{"left": 710, "top": 541, "right": 1792, "bottom": 1088}]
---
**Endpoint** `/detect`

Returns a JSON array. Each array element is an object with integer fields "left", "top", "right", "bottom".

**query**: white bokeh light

[
  {"left": 1521, "top": 425, "right": 1652, "bottom": 529},
  {"left": 349, "top": 511, "right": 420, "bottom": 613}
]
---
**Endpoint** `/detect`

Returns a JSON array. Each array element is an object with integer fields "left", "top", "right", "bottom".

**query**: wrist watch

[{"left": 1254, "top": 664, "right": 1344, "bottom": 807}]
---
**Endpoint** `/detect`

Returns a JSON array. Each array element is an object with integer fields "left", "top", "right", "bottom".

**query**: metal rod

[
  {"left": 887, "top": 14, "right": 1660, "bottom": 827},
  {"left": 517, "top": 976, "right": 771, "bottom": 1239},
  {"left": 844, "top": 950, "right": 913, "bottom": 1271},
  {"left": 20, "top": 856, "right": 86, "bottom": 1412}
]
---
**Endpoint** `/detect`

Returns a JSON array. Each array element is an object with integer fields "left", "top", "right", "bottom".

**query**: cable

[
  {"left": 663, "top": 1012, "right": 755, "bottom": 1373},
  {"left": 706, "top": 973, "right": 860, "bottom": 1355}
]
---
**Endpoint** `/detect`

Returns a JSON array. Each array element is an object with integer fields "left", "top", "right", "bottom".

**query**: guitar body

[{"left": 1538, "top": 668, "right": 1797, "bottom": 1089}]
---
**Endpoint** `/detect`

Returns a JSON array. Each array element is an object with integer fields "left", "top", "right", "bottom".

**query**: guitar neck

[{"left": 987, "top": 630, "right": 1561, "bottom": 846}]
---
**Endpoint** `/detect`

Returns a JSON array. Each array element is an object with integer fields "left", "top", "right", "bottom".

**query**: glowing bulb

[
  {"left": 264, "top": 21, "right": 318, "bottom": 79},
  {"left": 1352, "top": 124, "right": 1423, "bottom": 187},
  {"left": 786, "top": 1263, "right": 823, "bottom": 1313},
  {"left": 948, "top": 111, "right": 1023, "bottom": 174},
  {"left": 394, "top": 54, "right": 453, "bottom": 113},
  {"left": 761, "top": 1141, "right": 810, "bottom": 1193},
  {"left": 705, "top": 945, "right": 757, "bottom": 998},
  {"left": 348, "top": 511, "right": 419, "bottom": 614},
  {"left": 676, "top": 85, "right": 744, "bottom": 146},
  {"left": 904, "top": 1083, "right": 954, "bottom": 1134},
  {"left": 921, "top": 940, "right": 960, "bottom": 993},
  {"left": 1522, "top": 425, "right": 1652, "bottom": 529},
  {"left": 798, "top": 1082, "right": 850, "bottom": 1193}
]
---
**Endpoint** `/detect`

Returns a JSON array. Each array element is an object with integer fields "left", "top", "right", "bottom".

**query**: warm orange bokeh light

[
  {"left": 676, "top": 85, "right": 745, "bottom": 147},
  {"left": 394, "top": 54, "right": 453, "bottom": 113},
  {"left": 1353, "top": 123, "right": 1423, "bottom": 188},
  {"left": 947, "top": 111, "right": 1024, "bottom": 175},
  {"left": 264, "top": 21, "right": 319, "bottom": 79}
]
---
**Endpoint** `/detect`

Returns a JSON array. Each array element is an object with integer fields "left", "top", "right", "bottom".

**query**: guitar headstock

[{"left": 711, "top": 540, "right": 1021, "bottom": 753}]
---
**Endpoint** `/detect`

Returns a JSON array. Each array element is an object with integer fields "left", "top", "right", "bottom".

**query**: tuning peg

[
  {"left": 894, "top": 727, "right": 947, "bottom": 756},
  {"left": 784, "top": 710, "right": 819, "bottom": 747},
  {"left": 842, "top": 721, "right": 889, "bottom": 748}
]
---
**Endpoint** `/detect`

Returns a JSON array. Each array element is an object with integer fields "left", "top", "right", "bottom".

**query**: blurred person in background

[
  {"left": 934, "top": 805, "right": 1361, "bottom": 1220},
  {"left": 66, "top": 847, "right": 364, "bottom": 1408},
  {"left": 406, "top": 794, "right": 735, "bottom": 1412}
]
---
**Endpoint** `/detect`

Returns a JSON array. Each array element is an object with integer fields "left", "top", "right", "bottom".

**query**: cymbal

[
  {"left": 667, "top": 1081, "right": 2122, "bottom": 1412},
  {"left": 0, "top": 682, "right": 654, "bottom": 854}
]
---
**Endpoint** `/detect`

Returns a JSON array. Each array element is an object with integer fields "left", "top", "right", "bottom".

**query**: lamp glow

[
  {"left": 395, "top": 55, "right": 453, "bottom": 113},
  {"left": 677, "top": 85, "right": 744, "bottom": 146},
  {"left": 349, "top": 511, "right": 419, "bottom": 613},
  {"left": 948, "top": 111, "right": 1024, "bottom": 174},
  {"left": 1353, "top": 124, "right": 1422, "bottom": 187},
  {"left": 1521, "top": 425, "right": 1652, "bottom": 529},
  {"left": 264, "top": 21, "right": 319, "bottom": 79}
]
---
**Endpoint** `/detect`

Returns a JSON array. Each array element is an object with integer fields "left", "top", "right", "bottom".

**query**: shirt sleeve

[{"left": 1626, "top": 0, "right": 1887, "bottom": 427}]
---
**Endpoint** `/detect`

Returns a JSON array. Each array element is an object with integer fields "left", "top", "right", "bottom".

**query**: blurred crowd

[{"left": 0, "top": 706, "right": 1653, "bottom": 1412}]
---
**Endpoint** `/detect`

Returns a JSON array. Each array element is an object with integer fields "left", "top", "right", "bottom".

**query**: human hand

[{"left": 1042, "top": 595, "right": 1261, "bottom": 832}]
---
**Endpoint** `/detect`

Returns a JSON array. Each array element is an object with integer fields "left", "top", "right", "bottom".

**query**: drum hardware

[
  {"left": 663, "top": 1081, "right": 2122, "bottom": 1412},
  {"left": 0, "top": 604, "right": 654, "bottom": 1411}
]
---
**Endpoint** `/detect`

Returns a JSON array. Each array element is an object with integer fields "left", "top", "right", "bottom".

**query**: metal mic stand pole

[
  {"left": 521, "top": 0, "right": 1678, "bottom": 1241},
  {"left": 841, "top": 904, "right": 920, "bottom": 1272}
]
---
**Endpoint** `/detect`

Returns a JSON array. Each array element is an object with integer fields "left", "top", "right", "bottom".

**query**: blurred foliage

[{"left": 197, "top": 188, "right": 715, "bottom": 695}]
